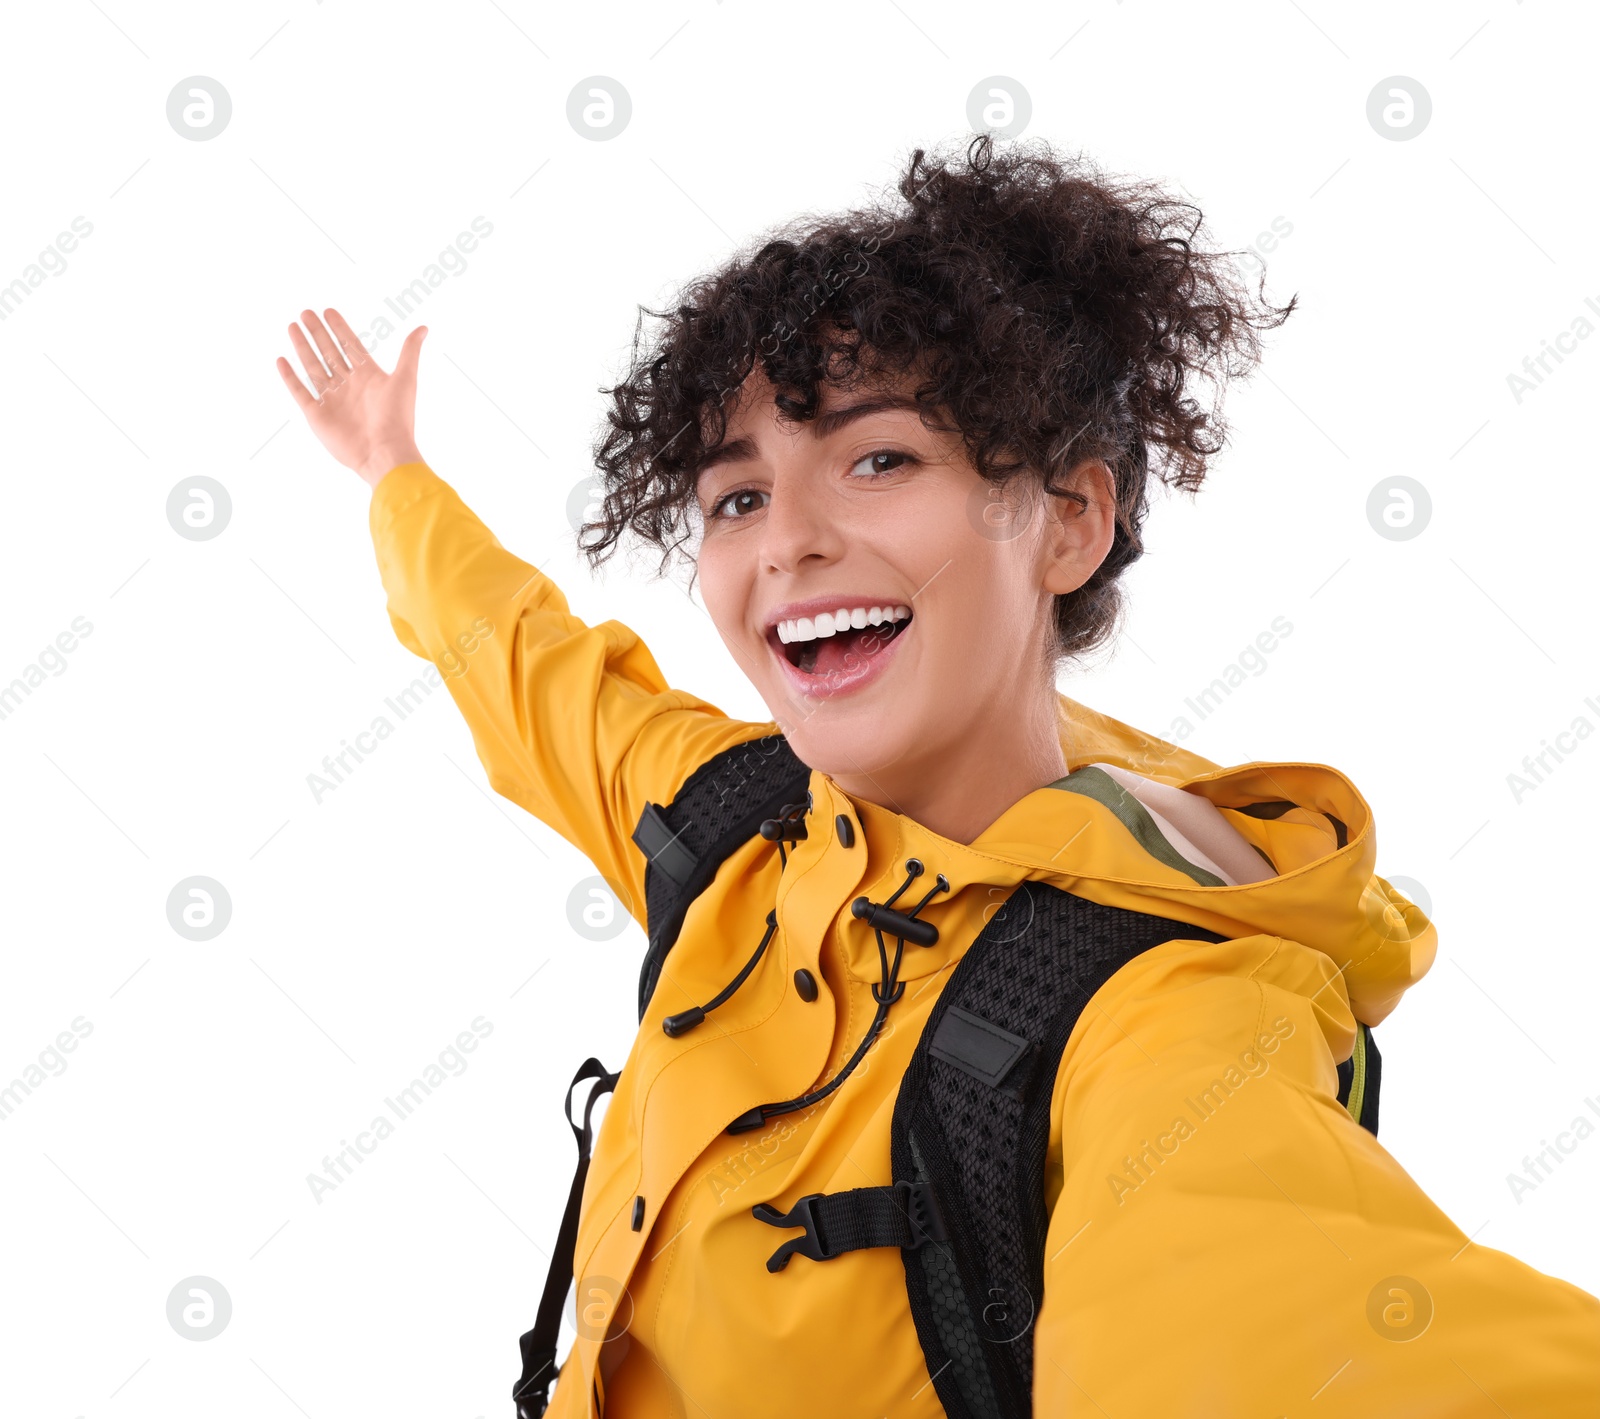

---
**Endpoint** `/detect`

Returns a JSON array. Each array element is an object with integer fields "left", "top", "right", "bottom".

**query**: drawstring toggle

[
  {"left": 759, "top": 802, "right": 810, "bottom": 843},
  {"left": 851, "top": 861, "right": 950, "bottom": 949},
  {"left": 851, "top": 897, "right": 939, "bottom": 948}
]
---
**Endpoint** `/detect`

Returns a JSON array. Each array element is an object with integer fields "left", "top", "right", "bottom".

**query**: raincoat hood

[{"left": 992, "top": 692, "right": 1442, "bottom": 1030}]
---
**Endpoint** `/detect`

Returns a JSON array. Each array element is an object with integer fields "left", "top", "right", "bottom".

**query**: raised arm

[
  {"left": 276, "top": 309, "right": 774, "bottom": 920},
  {"left": 366, "top": 459, "right": 774, "bottom": 914}
]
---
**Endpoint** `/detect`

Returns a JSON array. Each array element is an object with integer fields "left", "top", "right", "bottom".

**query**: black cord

[
  {"left": 726, "top": 861, "right": 949, "bottom": 1133},
  {"left": 704, "top": 911, "right": 779, "bottom": 1013},
  {"left": 662, "top": 909, "right": 780, "bottom": 1038},
  {"left": 661, "top": 819, "right": 808, "bottom": 1040}
]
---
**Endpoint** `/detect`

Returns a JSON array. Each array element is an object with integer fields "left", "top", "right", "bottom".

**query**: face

[{"left": 692, "top": 363, "right": 1116, "bottom": 807}]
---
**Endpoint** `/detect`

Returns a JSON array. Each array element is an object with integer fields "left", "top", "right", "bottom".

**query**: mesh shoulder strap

[
  {"left": 889, "top": 883, "right": 1232, "bottom": 1419},
  {"left": 629, "top": 732, "right": 811, "bottom": 1021},
  {"left": 749, "top": 882, "right": 1230, "bottom": 1419},
  {"left": 749, "top": 879, "right": 1386, "bottom": 1417}
]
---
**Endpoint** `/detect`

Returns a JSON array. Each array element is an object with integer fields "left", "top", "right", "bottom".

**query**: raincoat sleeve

[
  {"left": 1034, "top": 932, "right": 1600, "bottom": 1415},
  {"left": 367, "top": 460, "right": 774, "bottom": 923}
]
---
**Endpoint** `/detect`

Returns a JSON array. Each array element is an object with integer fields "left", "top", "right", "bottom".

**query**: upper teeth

[{"left": 775, "top": 605, "right": 911, "bottom": 644}]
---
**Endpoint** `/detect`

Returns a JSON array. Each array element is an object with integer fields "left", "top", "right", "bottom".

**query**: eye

[
  {"left": 848, "top": 447, "right": 918, "bottom": 480},
  {"left": 708, "top": 487, "right": 770, "bottom": 520}
]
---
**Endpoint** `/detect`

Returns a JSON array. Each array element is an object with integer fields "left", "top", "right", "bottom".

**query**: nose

[{"left": 759, "top": 470, "right": 846, "bottom": 576}]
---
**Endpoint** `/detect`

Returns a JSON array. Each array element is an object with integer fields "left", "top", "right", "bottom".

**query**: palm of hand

[{"left": 276, "top": 307, "right": 426, "bottom": 489}]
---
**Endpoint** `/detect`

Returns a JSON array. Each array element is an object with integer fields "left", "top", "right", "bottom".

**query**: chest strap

[{"left": 753, "top": 1179, "right": 947, "bottom": 1271}]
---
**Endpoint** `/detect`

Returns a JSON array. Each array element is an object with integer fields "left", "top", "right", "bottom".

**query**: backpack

[{"left": 513, "top": 735, "right": 1382, "bottom": 1418}]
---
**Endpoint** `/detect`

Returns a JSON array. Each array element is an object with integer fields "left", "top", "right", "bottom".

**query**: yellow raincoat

[{"left": 370, "top": 461, "right": 1600, "bottom": 1417}]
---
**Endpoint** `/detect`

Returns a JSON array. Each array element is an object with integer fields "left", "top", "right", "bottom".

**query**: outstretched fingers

[
  {"left": 299, "top": 308, "right": 350, "bottom": 385},
  {"left": 275, "top": 305, "right": 426, "bottom": 479},
  {"left": 287, "top": 321, "right": 334, "bottom": 395},
  {"left": 323, "top": 307, "right": 370, "bottom": 369},
  {"left": 275, "top": 356, "right": 318, "bottom": 411}
]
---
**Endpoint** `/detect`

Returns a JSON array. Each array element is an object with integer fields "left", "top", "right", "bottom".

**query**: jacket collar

[{"left": 805, "top": 694, "right": 1436, "bottom": 1028}]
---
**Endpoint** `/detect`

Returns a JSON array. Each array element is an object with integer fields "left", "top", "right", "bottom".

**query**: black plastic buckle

[
  {"left": 751, "top": 1192, "right": 829, "bottom": 1271},
  {"left": 511, "top": 1343, "right": 557, "bottom": 1418},
  {"left": 751, "top": 1181, "right": 947, "bottom": 1273}
]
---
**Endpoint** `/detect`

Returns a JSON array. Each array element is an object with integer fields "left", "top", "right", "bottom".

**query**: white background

[{"left": 2, "top": 1, "right": 1597, "bottom": 1415}]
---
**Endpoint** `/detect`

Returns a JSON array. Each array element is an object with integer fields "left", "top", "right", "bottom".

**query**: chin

[{"left": 767, "top": 710, "right": 913, "bottom": 787}]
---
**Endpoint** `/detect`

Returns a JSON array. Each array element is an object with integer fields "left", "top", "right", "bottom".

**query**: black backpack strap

[
  {"left": 751, "top": 881, "right": 1228, "bottom": 1419},
  {"left": 511, "top": 734, "right": 810, "bottom": 1413},
  {"left": 893, "top": 884, "right": 1228, "bottom": 1419},
  {"left": 630, "top": 732, "right": 811, "bottom": 1021},
  {"left": 512, "top": 1057, "right": 620, "bottom": 1419},
  {"left": 1336, "top": 1020, "right": 1381, "bottom": 1135}
]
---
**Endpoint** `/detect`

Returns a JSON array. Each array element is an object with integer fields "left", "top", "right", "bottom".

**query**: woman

[{"left": 277, "top": 134, "right": 1600, "bottom": 1417}]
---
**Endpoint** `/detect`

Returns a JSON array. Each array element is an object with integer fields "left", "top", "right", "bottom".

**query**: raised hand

[{"left": 276, "top": 308, "right": 427, "bottom": 490}]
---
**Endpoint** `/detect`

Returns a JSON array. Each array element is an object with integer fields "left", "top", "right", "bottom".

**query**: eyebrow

[{"left": 694, "top": 393, "right": 923, "bottom": 477}]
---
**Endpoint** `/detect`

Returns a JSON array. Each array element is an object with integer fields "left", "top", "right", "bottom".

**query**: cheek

[
  {"left": 694, "top": 546, "right": 756, "bottom": 647},
  {"left": 881, "top": 486, "right": 987, "bottom": 590},
  {"left": 929, "top": 540, "right": 1040, "bottom": 662}
]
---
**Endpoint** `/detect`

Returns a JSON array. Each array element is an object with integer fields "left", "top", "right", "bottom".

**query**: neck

[{"left": 830, "top": 692, "right": 1069, "bottom": 845}]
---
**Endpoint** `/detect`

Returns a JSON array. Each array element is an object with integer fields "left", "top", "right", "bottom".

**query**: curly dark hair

[{"left": 583, "top": 131, "right": 1294, "bottom": 662}]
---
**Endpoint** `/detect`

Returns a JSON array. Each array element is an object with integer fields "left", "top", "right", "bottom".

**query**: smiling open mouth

[{"left": 772, "top": 605, "right": 913, "bottom": 677}]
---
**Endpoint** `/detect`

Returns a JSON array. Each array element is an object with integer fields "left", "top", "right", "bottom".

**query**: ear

[{"left": 1040, "top": 459, "right": 1117, "bottom": 596}]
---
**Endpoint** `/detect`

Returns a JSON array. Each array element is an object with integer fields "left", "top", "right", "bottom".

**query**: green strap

[
  {"left": 1047, "top": 765, "right": 1228, "bottom": 888},
  {"left": 1345, "top": 1022, "right": 1369, "bottom": 1125}
]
